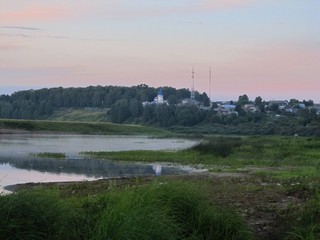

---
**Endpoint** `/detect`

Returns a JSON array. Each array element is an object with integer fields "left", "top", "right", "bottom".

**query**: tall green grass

[
  {"left": 285, "top": 191, "right": 320, "bottom": 240},
  {"left": 0, "top": 189, "right": 81, "bottom": 240},
  {"left": 0, "top": 181, "right": 252, "bottom": 240},
  {"left": 30, "top": 152, "right": 66, "bottom": 159}
]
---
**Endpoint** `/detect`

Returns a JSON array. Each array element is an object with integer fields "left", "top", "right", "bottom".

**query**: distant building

[
  {"left": 213, "top": 103, "right": 238, "bottom": 115},
  {"left": 312, "top": 104, "right": 320, "bottom": 114},
  {"left": 180, "top": 98, "right": 200, "bottom": 106},
  {"left": 143, "top": 88, "right": 168, "bottom": 107},
  {"left": 269, "top": 100, "right": 288, "bottom": 110},
  {"left": 243, "top": 104, "right": 259, "bottom": 113},
  {"left": 152, "top": 88, "right": 168, "bottom": 105}
]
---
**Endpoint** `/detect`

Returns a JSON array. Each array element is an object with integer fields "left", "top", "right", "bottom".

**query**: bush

[{"left": 191, "top": 137, "right": 242, "bottom": 157}]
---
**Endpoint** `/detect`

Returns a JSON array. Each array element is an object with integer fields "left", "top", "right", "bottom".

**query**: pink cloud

[
  {"left": 0, "top": 6, "right": 70, "bottom": 23},
  {"left": 0, "top": 43, "right": 20, "bottom": 51}
]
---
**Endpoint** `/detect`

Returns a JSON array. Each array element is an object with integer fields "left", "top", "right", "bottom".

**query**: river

[{"left": 0, "top": 134, "right": 198, "bottom": 191}]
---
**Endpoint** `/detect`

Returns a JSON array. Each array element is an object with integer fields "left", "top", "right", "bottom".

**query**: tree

[
  {"left": 167, "top": 95, "right": 179, "bottom": 105},
  {"left": 110, "top": 99, "right": 130, "bottom": 123},
  {"left": 199, "top": 92, "right": 210, "bottom": 106},
  {"left": 269, "top": 103, "right": 280, "bottom": 113},
  {"left": 155, "top": 104, "right": 176, "bottom": 127},
  {"left": 130, "top": 99, "right": 143, "bottom": 118},
  {"left": 142, "top": 105, "right": 155, "bottom": 123},
  {"left": 254, "top": 96, "right": 262, "bottom": 105},
  {"left": 289, "top": 99, "right": 299, "bottom": 107},
  {"left": 238, "top": 94, "right": 249, "bottom": 105},
  {"left": 303, "top": 100, "right": 314, "bottom": 107},
  {"left": 235, "top": 104, "right": 246, "bottom": 116}
]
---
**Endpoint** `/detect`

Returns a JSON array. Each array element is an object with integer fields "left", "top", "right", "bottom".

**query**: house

[
  {"left": 213, "top": 104, "right": 238, "bottom": 115},
  {"left": 311, "top": 104, "right": 320, "bottom": 114},
  {"left": 269, "top": 100, "right": 289, "bottom": 110},
  {"left": 180, "top": 98, "right": 200, "bottom": 106},
  {"left": 243, "top": 104, "right": 259, "bottom": 113}
]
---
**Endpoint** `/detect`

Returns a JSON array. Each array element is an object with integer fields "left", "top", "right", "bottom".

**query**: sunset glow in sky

[{"left": 1, "top": 0, "right": 319, "bottom": 101}]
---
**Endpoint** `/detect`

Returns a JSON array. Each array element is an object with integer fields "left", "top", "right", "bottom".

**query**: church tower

[{"left": 157, "top": 88, "right": 164, "bottom": 103}]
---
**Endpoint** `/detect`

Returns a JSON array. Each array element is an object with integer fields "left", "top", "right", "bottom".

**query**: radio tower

[
  {"left": 191, "top": 66, "right": 195, "bottom": 99},
  {"left": 209, "top": 67, "right": 212, "bottom": 100}
]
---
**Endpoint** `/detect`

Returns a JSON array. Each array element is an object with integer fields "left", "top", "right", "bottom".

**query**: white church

[{"left": 143, "top": 88, "right": 168, "bottom": 106}]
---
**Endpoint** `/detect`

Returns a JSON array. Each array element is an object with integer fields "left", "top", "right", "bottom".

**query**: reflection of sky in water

[
  {"left": 0, "top": 134, "right": 198, "bottom": 157},
  {"left": 0, "top": 135, "right": 198, "bottom": 188},
  {"left": 0, "top": 158, "right": 188, "bottom": 188}
]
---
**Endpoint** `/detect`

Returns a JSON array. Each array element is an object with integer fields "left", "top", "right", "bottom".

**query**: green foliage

[
  {"left": 191, "top": 137, "right": 242, "bottom": 158},
  {"left": 285, "top": 191, "right": 320, "bottom": 239},
  {"left": 0, "top": 182, "right": 252, "bottom": 240},
  {"left": 110, "top": 99, "right": 130, "bottom": 123},
  {"left": 237, "top": 94, "right": 249, "bottom": 105},
  {"left": 31, "top": 152, "right": 66, "bottom": 159},
  {"left": 0, "top": 189, "right": 81, "bottom": 240}
]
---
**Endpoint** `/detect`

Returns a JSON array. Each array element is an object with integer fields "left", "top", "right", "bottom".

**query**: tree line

[
  {"left": 0, "top": 84, "right": 209, "bottom": 121},
  {"left": 1, "top": 85, "right": 319, "bottom": 136}
]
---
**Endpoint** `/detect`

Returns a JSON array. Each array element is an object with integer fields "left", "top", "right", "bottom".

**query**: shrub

[{"left": 191, "top": 137, "right": 242, "bottom": 157}]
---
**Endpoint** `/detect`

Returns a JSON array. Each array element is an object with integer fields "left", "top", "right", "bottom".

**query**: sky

[{"left": 0, "top": 0, "right": 319, "bottom": 102}]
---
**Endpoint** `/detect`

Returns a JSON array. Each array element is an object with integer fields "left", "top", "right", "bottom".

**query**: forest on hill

[
  {"left": 0, "top": 84, "right": 209, "bottom": 121},
  {"left": 1, "top": 84, "right": 320, "bottom": 136}
]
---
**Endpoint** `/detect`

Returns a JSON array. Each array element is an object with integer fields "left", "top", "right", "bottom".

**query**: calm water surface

[{"left": 0, "top": 134, "right": 198, "bottom": 190}]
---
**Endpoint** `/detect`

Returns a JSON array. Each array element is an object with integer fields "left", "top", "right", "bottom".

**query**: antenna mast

[
  {"left": 209, "top": 67, "right": 212, "bottom": 100},
  {"left": 191, "top": 66, "right": 195, "bottom": 99}
]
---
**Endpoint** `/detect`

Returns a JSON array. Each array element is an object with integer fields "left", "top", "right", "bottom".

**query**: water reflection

[
  {"left": 153, "top": 165, "right": 162, "bottom": 176},
  {"left": 0, "top": 134, "right": 197, "bottom": 158},
  {"left": 0, "top": 156, "right": 187, "bottom": 188},
  {"left": 0, "top": 157, "right": 182, "bottom": 178}
]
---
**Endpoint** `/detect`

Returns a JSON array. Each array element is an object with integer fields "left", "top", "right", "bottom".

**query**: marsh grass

[
  {"left": 84, "top": 136, "right": 320, "bottom": 179},
  {"left": 30, "top": 152, "right": 66, "bottom": 159},
  {"left": 0, "top": 189, "right": 81, "bottom": 240},
  {"left": 285, "top": 191, "right": 320, "bottom": 239},
  {"left": 0, "top": 181, "right": 252, "bottom": 240}
]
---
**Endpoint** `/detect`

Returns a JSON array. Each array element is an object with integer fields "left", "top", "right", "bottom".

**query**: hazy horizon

[{"left": 1, "top": 1, "right": 319, "bottom": 102}]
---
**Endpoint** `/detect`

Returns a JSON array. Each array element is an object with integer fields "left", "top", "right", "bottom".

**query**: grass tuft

[{"left": 0, "top": 181, "right": 252, "bottom": 240}]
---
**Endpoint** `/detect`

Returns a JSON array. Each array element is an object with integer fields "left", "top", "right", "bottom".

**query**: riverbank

[
  {"left": 0, "top": 119, "right": 171, "bottom": 136},
  {"left": 6, "top": 172, "right": 319, "bottom": 240}
]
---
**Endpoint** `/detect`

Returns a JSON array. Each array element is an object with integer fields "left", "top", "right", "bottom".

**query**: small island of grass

[{"left": 30, "top": 152, "right": 66, "bottom": 159}]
